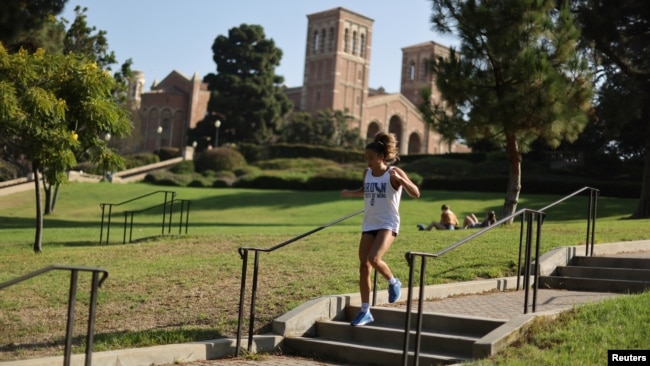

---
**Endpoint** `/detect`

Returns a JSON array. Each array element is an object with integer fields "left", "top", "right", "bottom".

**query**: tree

[
  {"left": 573, "top": 0, "right": 650, "bottom": 218},
  {"left": 0, "top": 0, "right": 68, "bottom": 51},
  {"left": 203, "top": 24, "right": 292, "bottom": 145},
  {"left": 0, "top": 45, "right": 131, "bottom": 252},
  {"left": 279, "top": 109, "right": 363, "bottom": 148},
  {"left": 424, "top": 0, "right": 593, "bottom": 219}
]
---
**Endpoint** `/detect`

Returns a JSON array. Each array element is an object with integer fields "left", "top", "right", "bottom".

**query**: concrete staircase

[
  {"left": 283, "top": 305, "right": 505, "bottom": 366},
  {"left": 539, "top": 256, "right": 650, "bottom": 293}
]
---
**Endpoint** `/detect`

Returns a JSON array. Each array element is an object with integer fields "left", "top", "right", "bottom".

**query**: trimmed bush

[
  {"left": 168, "top": 160, "right": 195, "bottom": 174},
  {"left": 195, "top": 147, "right": 247, "bottom": 173}
]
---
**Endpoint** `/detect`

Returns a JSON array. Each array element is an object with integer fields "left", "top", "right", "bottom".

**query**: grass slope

[{"left": 0, "top": 182, "right": 648, "bottom": 362}]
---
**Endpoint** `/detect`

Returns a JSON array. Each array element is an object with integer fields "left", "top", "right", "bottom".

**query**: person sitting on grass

[
  {"left": 463, "top": 210, "right": 497, "bottom": 229},
  {"left": 417, "top": 204, "right": 459, "bottom": 231}
]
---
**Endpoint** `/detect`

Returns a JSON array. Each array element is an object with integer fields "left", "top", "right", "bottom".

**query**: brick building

[
  {"left": 132, "top": 70, "right": 210, "bottom": 157},
  {"left": 285, "top": 7, "right": 469, "bottom": 154},
  {"left": 131, "top": 6, "right": 468, "bottom": 156}
]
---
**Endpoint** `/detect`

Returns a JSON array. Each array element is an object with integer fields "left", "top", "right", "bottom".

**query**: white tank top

[{"left": 362, "top": 167, "right": 402, "bottom": 233}]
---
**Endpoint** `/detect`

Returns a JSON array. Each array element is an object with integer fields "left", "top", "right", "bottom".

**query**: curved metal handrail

[
  {"left": 537, "top": 186, "right": 599, "bottom": 256},
  {"left": 121, "top": 198, "right": 192, "bottom": 243},
  {"left": 0, "top": 265, "right": 109, "bottom": 366},
  {"left": 99, "top": 190, "right": 176, "bottom": 245},
  {"left": 400, "top": 186, "right": 600, "bottom": 366},
  {"left": 235, "top": 209, "right": 364, "bottom": 356},
  {"left": 402, "top": 208, "right": 545, "bottom": 366}
]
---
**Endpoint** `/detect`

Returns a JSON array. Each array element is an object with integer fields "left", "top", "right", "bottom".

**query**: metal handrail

[
  {"left": 400, "top": 186, "right": 600, "bottom": 365},
  {"left": 402, "top": 208, "right": 545, "bottom": 366},
  {"left": 122, "top": 198, "right": 191, "bottom": 243},
  {"left": 235, "top": 209, "right": 364, "bottom": 356},
  {"left": 0, "top": 265, "right": 109, "bottom": 366},
  {"left": 99, "top": 190, "right": 176, "bottom": 244},
  {"left": 537, "top": 186, "right": 599, "bottom": 256}
]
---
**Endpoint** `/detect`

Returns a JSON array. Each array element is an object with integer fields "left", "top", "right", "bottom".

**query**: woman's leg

[
  {"left": 367, "top": 229, "right": 396, "bottom": 281},
  {"left": 358, "top": 230, "right": 396, "bottom": 303},
  {"left": 358, "top": 233, "right": 375, "bottom": 304}
]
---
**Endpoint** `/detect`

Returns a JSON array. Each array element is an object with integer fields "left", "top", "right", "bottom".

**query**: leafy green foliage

[
  {"left": 203, "top": 24, "right": 292, "bottom": 144},
  {"left": 0, "top": 0, "right": 67, "bottom": 51},
  {"left": 0, "top": 44, "right": 131, "bottom": 251},
  {"left": 194, "top": 147, "right": 247, "bottom": 173},
  {"left": 425, "top": 0, "right": 593, "bottom": 218}
]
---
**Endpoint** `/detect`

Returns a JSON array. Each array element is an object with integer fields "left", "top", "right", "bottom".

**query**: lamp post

[
  {"left": 214, "top": 120, "right": 221, "bottom": 148},
  {"left": 156, "top": 126, "right": 163, "bottom": 152},
  {"left": 103, "top": 133, "right": 112, "bottom": 181}
]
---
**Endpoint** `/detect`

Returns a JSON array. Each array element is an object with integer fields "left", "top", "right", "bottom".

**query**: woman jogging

[{"left": 341, "top": 131, "right": 420, "bottom": 326}]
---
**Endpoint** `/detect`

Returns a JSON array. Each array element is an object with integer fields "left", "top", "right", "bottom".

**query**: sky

[{"left": 60, "top": 1, "right": 459, "bottom": 93}]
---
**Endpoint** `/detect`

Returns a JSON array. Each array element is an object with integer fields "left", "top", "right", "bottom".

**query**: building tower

[
  {"left": 127, "top": 70, "right": 146, "bottom": 110},
  {"left": 400, "top": 42, "right": 450, "bottom": 107},
  {"left": 301, "top": 8, "right": 373, "bottom": 121}
]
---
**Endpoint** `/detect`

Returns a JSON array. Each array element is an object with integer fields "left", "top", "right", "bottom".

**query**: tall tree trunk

[
  {"left": 32, "top": 164, "right": 43, "bottom": 253},
  {"left": 51, "top": 183, "right": 60, "bottom": 212},
  {"left": 43, "top": 178, "right": 52, "bottom": 215},
  {"left": 632, "top": 127, "right": 650, "bottom": 218},
  {"left": 503, "top": 132, "right": 522, "bottom": 223}
]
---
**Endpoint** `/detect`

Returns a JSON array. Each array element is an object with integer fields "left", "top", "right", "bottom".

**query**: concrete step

[
  {"left": 555, "top": 266, "right": 650, "bottom": 281},
  {"left": 539, "top": 276, "right": 650, "bottom": 293},
  {"left": 315, "top": 319, "right": 478, "bottom": 358},
  {"left": 283, "top": 306, "right": 505, "bottom": 365},
  {"left": 284, "top": 336, "right": 466, "bottom": 366},
  {"left": 346, "top": 306, "right": 504, "bottom": 338},
  {"left": 570, "top": 256, "right": 650, "bottom": 269}
]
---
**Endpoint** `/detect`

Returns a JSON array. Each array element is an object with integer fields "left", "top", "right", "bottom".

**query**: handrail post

[
  {"left": 64, "top": 270, "right": 79, "bottom": 366},
  {"left": 161, "top": 193, "right": 168, "bottom": 235},
  {"left": 523, "top": 211, "right": 533, "bottom": 314},
  {"left": 106, "top": 205, "right": 113, "bottom": 244},
  {"left": 371, "top": 270, "right": 378, "bottom": 306},
  {"left": 247, "top": 251, "right": 261, "bottom": 352},
  {"left": 587, "top": 189, "right": 599, "bottom": 256},
  {"left": 516, "top": 214, "right": 525, "bottom": 290},
  {"left": 167, "top": 199, "right": 174, "bottom": 234},
  {"left": 122, "top": 212, "right": 128, "bottom": 244},
  {"left": 236, "top": 248, "right": 249, "bottom": 356},
  {"left": 413, "top": 256, "right": 427, "bottom": 366},
  {"left": 402, "top": 252, "right": 415, "bottom": 366},
  {"left": 99, "top": 204, "right": 106, "bottom": 245},
  {"left": 84, "top": 271, "right": 101, "bottom": 366},
  {"left": 532, "top": 212, "right": 543, "bottom": 313}
]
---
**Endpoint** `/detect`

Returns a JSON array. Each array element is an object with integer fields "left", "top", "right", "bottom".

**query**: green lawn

[{"left": 0, "top": 182, "right": 648, "bottom": 363}]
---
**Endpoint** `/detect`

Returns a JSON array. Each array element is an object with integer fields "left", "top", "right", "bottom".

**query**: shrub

[
  {"left": 195, "top": 147, "right": 247, "bottom": 173},
  {"left": 168, "top": 160, "right": 195, "bottom": 174},
  {"left": 143, "top": 171, "right": 192, "bottom": 186},
  {"left": 0, "top": 161, "right": 19, "bottom": 181},
  {"left": 234, "top": 166, "right": 261, "bottom": 177}
]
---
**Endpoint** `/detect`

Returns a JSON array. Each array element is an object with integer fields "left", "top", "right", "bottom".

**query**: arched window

[
  {"left": 421, "top": 58, "right": 430, "bottom": 81},
  {"left": 344, "top": 29, "right": 349, "bottom": 52},
  {"left": 328, "top": 27, "right": 334, "bottom": 52},
  {"left": 352, "top": 31, "right": 357, "bottom": 55},
  {"left": 409, "top": 62, "right": 416, "bottom": 80},
  {"left": 360, "top": 34, "right": 366, "bottom": 58},
  {"left": 320, "top": 29, "right": 326, "bottom": 52},
  {"left": 313, "top": 30, "right": 319, "bottom": 53}
]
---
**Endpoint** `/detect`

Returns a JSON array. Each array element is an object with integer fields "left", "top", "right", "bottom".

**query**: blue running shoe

[
  {"left": 350, "top": 311, "right": 374, "bottom": 326},
  {"left": 388, "top": 279, "right": 402, "bottom": 303},
  {"left": 417, "top": 224, "right": 425, "bottom": 231}
]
